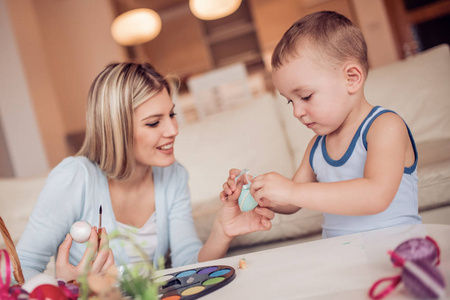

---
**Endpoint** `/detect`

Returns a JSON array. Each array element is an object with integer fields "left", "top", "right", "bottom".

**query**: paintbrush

[{"left": 98, "top": 205, "right": 102, "bottom": 247}]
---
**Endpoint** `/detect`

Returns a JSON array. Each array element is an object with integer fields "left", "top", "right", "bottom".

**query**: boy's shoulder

[{"left": 365, "top": 107, "right": 410, "bottom": 143}]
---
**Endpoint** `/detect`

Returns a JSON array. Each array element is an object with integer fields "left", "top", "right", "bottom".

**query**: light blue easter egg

[{"left": 238, "top": 187, "right": 258, "bottom": 212}]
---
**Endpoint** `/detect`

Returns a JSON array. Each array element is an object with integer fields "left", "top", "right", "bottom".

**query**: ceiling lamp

[
  {"left": 189, "top": 0, "right": 242, "bottom": 20},
  {"left": 111, "top": 8, "right": 162, "bottom": 46}
]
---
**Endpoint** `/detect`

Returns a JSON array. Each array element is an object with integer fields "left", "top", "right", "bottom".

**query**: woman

[{"left": 16, "top": 63, "right": 274, "bottom": 282}]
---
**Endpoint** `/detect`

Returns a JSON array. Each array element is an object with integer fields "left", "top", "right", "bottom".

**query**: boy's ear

[{"left": 344, "top": 64, "right": 364, "bottom": 94}]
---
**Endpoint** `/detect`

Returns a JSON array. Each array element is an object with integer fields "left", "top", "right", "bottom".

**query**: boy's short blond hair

[
  {"left": 271, "top": 11, "right": 369, "bottom": 77},
  {"left": 77, "top": 62, "right": 172, "bottom": 180}
]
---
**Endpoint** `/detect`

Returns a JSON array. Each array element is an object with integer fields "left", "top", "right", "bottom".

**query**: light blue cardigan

[{"left": 17, "top": 156, "right": 202, "bottom": 280}]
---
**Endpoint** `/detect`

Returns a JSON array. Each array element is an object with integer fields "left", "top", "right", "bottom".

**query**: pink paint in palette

[{"left": 155, "top": 265, "right": 236, "bottom": 299}]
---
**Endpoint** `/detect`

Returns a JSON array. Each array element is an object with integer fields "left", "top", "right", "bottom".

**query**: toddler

[{"left": 221, "top": 11, "right": 421, "bottom": 238}]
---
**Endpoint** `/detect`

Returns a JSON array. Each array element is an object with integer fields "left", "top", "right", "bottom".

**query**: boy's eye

[
  {"left": 286, "top": 99, "right": 293, "bottom": 105},
  {"left": 301, "top": 94, "right": 312, "bottom": 101}
]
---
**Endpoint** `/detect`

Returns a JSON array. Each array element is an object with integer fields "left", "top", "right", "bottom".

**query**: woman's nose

[{"left": 164, "top": 118, "right": 178, "bottom": 137}]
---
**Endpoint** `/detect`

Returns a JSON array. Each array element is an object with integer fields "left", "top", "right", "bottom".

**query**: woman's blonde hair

[
  {"left": 271, "top": 11, "right": 369, "bottom": 77},
  {"left": 77, "top": 62, "right": 171, "bottom": 180}
]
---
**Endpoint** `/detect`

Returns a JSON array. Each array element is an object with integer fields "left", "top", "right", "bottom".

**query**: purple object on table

[
  {"left": 402, "top": 259, "right": 446, "bottom": 299},
  {"left": 391, "top": 237, "right": 440, "bottom": 266}
]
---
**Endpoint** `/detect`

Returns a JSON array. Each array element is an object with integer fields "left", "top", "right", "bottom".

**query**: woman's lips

[{"left": 157, "top": 143, "right": 173, "bottom": 150}]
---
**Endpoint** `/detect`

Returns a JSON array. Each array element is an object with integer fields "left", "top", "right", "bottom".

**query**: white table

[{"left": 157, "top": 224, "right": 450, "bottom": 299}]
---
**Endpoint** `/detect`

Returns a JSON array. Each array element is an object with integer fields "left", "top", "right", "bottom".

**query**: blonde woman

[{"left": 17, "top": 63, "right": 274, "bottom": 282}]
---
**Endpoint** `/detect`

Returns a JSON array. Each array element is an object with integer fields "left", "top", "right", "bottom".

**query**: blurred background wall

[{"left": 0, "top": 0, "right": 448, "bottom": 177}]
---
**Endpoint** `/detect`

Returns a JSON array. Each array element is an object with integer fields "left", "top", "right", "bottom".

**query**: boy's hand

[{"left": 251, "top": 172, "right": 296, "bottom": 207}]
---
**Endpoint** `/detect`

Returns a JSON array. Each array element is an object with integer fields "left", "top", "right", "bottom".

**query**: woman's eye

[
  {"left": 170, "top": 112, "right": 177, "bottom": 118},
  {"left": 301, "top": 94, "right": 312, "bottom": 101},
  {"left": 286, "top": 99, "right": 293, "bottom": 105},
  {"left": 146, "top": 122, "right": 159, "bottom": 127}
]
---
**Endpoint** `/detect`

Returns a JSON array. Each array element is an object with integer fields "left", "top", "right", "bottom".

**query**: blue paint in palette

[
  {"left": 210, "top": 269, "right": 231, "bottom": 277},
  {"left": 176, "top": 270, "right": 197, "bottom": 277}
]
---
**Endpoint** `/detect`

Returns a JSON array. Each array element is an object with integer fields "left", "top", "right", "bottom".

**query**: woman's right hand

[{"left": 56, "top": 227, "right": 114, "bottom": 282}]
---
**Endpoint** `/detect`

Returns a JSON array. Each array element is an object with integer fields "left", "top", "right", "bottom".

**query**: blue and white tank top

[{"left": 309, "top": 106, "right": 422, "bottom": 238}]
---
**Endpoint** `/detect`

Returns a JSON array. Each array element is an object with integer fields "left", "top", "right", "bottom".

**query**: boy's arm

[
  {"left": 270, "top": 136, "right": 318, "bottom": 214},
  {"left": 255, "top": 113, "right": 411, "bottom": 216}
]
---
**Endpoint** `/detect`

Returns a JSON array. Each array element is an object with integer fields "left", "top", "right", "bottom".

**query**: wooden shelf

[
  {"left": 206, "top": 21, "right": 255, "bottom": 45},
  {"left": 407, "top": 1, "right": 450, "bottom": 24},
  {"left": 384, "top": 0, "right": 450, "bottom": 58},
  {"left": 200, "top": 0, "right": 263, "bottom": 70}
]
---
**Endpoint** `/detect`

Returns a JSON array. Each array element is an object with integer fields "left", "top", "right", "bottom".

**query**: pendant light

[
  {"left": 189, "top": 0, "right": 242, "bottom": 21},
  {"left": 111, "top": 8, "right": 162, "bottom": 46}
]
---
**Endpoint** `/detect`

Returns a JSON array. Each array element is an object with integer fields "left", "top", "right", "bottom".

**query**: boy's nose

[{"left": 293, "top": 103, "right": 306, "bottom": 119}]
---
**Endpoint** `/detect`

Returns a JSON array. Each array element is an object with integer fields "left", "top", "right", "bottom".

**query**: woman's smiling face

[{"left": 133, "top": 88, "right": 178, "bottom": 168}]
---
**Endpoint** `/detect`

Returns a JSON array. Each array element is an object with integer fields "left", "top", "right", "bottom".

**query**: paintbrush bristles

[{"left": 98, "top": 205, "right": 102, "bottom": 230}]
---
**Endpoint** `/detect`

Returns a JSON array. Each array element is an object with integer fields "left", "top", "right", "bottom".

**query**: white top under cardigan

[{"left": 17, "top": 156, "right": 202, "bottom": 280}]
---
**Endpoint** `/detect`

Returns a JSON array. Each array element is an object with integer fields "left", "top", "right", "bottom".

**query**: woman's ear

[{"left": 344, "top": 63, "right": 364, "bottom": 94}]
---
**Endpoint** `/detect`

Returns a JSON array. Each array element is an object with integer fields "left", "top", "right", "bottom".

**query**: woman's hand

[
  {"left": 218, "top": 169, "right": 274, "bottom": 238},
  {"left": 198, "top": 169, "right": 275, "bottom": 262},
  {"left": 56, "top": 227, "right": 114, "bottom": 282},
  {"left": 219, "top": 168, "right": 241, "bottom": 202}
]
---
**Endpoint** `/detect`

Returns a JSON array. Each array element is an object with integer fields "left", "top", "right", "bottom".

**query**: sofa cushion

[
  {"left": 0, "top": 175, "right": 46, "bottom": 248},
  {"left": 417, "top": 138, "right": 450, "bottom": 210},
  {"left": 175, "top": 93, "right": 296, "bottom": 205},
  {"left": 365, "top": 44, "right": 450, "bottom": 144}
]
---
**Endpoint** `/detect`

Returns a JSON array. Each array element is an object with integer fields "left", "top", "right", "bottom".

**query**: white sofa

[
  {"left": 1, "top": 44, "right": 449, "bottom": 255},
  {"left": 176, "top": 43, "right": 450, "bottom": 249}
]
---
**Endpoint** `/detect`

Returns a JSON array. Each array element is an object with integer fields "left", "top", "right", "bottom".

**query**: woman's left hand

[{"left": 218, "top": 179, "right": 274, "bottom": 238}]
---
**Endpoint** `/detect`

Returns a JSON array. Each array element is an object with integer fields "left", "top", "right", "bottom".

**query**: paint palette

[{"left": 155, "top": 265, "right": 236, "bottom": 300}]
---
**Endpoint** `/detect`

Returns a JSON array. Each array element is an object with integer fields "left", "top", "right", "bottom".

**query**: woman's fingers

[
  {"left": 254, "top": 207, "right": 275, "bottom": 220},
  {"left": 56, "top": 234, "right": 72, "bottom": 266},
  {"left": 78, "top": 227, "right": 99, "bottom": 270},
  {"left": 100, "top": 249, "right": 115, "bottom": 273},
  {"left": 55, "top": 234, "right": 74, "bottom": 280},
  {"left": 222, "top": 182, "right": 233, "bottom": 197},
  {"left": 91, "top": 228, "right": 112, "bottom": 274},
  {"left": 259, "top": 218, "right": 272, "bottom": 231},
  {"left": 228, "top": 169, "right": 241, "bottom": 192}
]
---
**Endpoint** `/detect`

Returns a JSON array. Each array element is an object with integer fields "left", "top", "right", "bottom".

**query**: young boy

[{"left": 221, "top": 11, "right": 421, "bottom": 238}]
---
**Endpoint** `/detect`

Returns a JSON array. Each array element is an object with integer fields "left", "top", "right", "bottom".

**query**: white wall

[{"left": 0, "top": 0, "right": 49, "bottom": 177}]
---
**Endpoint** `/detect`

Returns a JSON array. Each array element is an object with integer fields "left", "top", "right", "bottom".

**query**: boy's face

[{"left": 272, "top": 51, "right": 352, "bottom": 136}]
